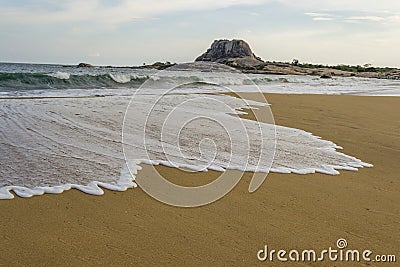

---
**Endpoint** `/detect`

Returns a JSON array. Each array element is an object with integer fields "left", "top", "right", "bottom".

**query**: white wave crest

[
  {"left": 109, "top": 73, "right": 131, "bottom": 83},
  {"left": 109, "top": 73, "right": 147, "bottom": 83},
  {"left": 47, "top": 71, "right": 70, "bottom": 80}
]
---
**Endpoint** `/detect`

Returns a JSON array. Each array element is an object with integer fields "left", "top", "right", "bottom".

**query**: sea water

[{"left": 1, "top": 62, "right": 399, "bottom": 97}]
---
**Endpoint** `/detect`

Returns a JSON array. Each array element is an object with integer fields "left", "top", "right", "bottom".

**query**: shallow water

[{"left": 0, "top": 94, "right": 371, "bottom": 199}]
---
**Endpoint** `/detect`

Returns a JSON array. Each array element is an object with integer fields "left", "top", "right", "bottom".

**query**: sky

[{"left": 0, "top": 0, "right": 399, "bottom": 67}]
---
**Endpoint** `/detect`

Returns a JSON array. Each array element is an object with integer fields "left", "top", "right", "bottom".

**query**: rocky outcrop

[
  {"left": 320, "top": 74, "right": 332, "bottom": 79},
  {"left": 77, "top": 63, "right": 93, "bottom": 68},
  {"left": 195, "top": 39, "right": 263, "bottom": 68}
]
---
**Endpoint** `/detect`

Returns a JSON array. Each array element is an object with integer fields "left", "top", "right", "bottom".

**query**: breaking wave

[
  {"left": 0, "top": 71, "right": 295, "bottom": 92},
  {"left": 0, "top": 72, "right": 149, "bottom": 91}
]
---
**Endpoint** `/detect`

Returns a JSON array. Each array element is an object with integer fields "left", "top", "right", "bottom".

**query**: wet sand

[{"left": 0, "top": 94, "right": 399, "bottom": 266}]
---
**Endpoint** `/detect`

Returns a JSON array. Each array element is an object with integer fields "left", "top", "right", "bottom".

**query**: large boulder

[{"left": 195, "top": 39, "right": 263, "bottom": 67}]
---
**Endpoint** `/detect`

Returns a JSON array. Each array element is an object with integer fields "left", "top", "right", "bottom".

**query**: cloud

[
  {"left": 304, "top": 13, "right": 336, "bottom": 21},
  {"left": 304, "top": 10, "right": 400, "bottom": 25},
  {"left": 312, "top": 17, "right": 334, "bottom": 21},
  {"left": 281, "top": 0, "right": 400, "bottom": 12},
  {"left": 347, "top": 16, "right": 385, "bottom": 22},
  {"left": 0, "top": 0, "right": 269, "bottom": 26},
  {"left": 2, "top": 0, "right": 399, "bottom": 28},
  {"left": 304, "top": 12, "right": 333, "bottom": 17}
]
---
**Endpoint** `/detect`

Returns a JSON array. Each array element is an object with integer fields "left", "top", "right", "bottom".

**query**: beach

[{"left": 0, "top": 93, "right": 398, "bottom": 266}]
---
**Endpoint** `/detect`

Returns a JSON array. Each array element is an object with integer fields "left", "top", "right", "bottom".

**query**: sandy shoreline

[{"left": 0, "top": 94, "right": 399, "bottom": 266}]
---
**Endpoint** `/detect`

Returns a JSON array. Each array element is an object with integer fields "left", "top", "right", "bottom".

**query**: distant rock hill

[
  {"left": 195, "top": 39, "right": 263, "bottom": 68},
  {"left": 194, "top": 39, "right": 400, "bottom": 79}
]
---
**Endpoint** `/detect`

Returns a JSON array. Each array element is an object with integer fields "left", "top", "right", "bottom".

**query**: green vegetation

[
  {"left": 292, "top": 59, "right": 395, "bottom": 73},
  {"left": 140, "top": 61, "right": 176, "bottom": 70}
]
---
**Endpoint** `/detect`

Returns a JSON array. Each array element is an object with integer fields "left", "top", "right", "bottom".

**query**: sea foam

[
  {"left": 47, "top": 71, "right": 71, "bottom": 80},
  {"left": 0, "top": 93, "right": 372, "bottom": 199}
]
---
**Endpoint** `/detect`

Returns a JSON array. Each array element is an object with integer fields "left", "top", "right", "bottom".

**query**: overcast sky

[{"left": 1, "top": 0, "right": 399, "bottom": 67}]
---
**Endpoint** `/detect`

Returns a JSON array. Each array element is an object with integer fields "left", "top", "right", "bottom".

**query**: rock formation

[
  {"left": 195, "top": 39, "right": 263, "bottom": 68},
  {"left": 77, "top": 63, "right": 93, "bottom": 68}
]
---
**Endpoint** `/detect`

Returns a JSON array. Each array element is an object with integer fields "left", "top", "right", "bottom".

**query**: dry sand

[{"left": 0, "top": 94, "right": 399, "bottom": 266}]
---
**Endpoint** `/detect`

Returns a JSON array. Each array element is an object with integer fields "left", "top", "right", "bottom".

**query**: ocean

[{"left": 1, "top": 62, "right": 399, "bottom": 98}]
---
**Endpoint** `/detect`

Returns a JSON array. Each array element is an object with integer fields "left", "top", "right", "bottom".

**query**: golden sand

[{"left": 0, "top": 94, "right": 399, "bottom": 266}]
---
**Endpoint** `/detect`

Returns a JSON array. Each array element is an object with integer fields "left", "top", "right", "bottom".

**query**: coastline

[{"left": 0, "top": 93, "right": 399, "bottom": 266}]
